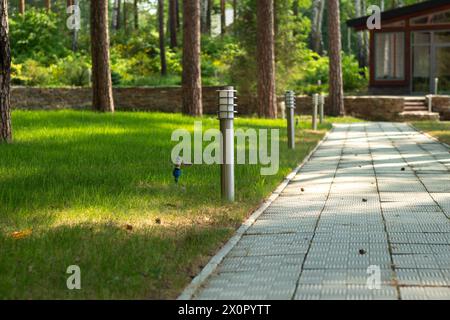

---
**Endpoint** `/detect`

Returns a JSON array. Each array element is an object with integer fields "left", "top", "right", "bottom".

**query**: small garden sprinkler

[{"left": 172, "top": 156, "right": 192, "bottom": 184}]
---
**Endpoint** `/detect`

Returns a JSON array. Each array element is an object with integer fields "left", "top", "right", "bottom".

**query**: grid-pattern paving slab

[{"left": 192, "top": 123, "right": 450, "bottom": 300}]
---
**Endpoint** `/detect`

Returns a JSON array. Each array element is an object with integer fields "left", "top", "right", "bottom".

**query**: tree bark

[
  {"left": 200, "top": 0, "right": 208, "bottom": 34},
  {"left": 362, "top": 0, "right": 370, "bottom": 67},
  {"left": 327, "top": 0, "right": 345, "bottom": 116},
  {"left": 220, "top": 0, "right": 226, "bottom": 35},
  {"left": 134, "top": 0, "right": 138, "bottom": 29},
  {"left": 19, "top": 0, "right": 25, "bottom": 14},
  {"left": 0, "top": 0, "right": 12, "bottom": 143},
  {"left": 181, "top": 0, "right": 202, "bottom": 116},
  {"left": 176, "top": 0, "right": 180, "bottom": 30},
  {"left": 354, "top": 0, "right": 366, "bottom": 67},
  {"left": 158, "top": 0, "right": 167, "bottom": 76},
  {"left": 116, "top": 0, "right": 122, "bottom": 30},
  {"left": 310, "top": 0, "right": 325, "bottom": 55},
  {"left": 123, "top": 0, "right": 128, "bottom": 32},
  {"left": 112, "top": 0, "right": 119, "bottom": 30},
  {"left": 90, "top": 0, "right": 115, "bottom": 112},
  {"left": 71, "top": 0, "right": 79, "bottom": 52},
  {"left": 233, "top": 0, "right": 237, "bottom": 23},
  {"left": 256, "top": 0, "right": 276, "bottom": 118},
  {"left": 45, "top": 0, "right": 51, "bottom": 12},
  {"left": 206, "top": 0, "right": 212, "bottom": 34},
  {"left": 293, "top": 0, "right": 299, "bottom": 16},
  {"left": 169, "top": 0, "right": 178, "bottom": 48}
]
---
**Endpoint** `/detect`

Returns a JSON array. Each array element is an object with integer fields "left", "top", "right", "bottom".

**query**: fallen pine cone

[{"left": 125, "top": 224, "right": 133, "bottom": 231}]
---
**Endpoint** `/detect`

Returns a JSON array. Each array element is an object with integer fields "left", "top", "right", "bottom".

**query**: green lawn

[
  {"left": 0, "top": 110, "right": 360, "bottom": 299},
  {"left": 413, "top": 121, "right": 450, "bottom": 145}
]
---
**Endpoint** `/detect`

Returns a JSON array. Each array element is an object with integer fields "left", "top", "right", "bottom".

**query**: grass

[
  {"left": 412, "top": 121, "right": 450, "bottom": 145},
  {"left": 0, "top": 110, "right": 360, "bottom": 299}
]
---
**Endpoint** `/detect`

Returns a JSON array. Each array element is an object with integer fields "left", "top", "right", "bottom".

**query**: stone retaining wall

[
  {"left": 431, "top": 95, "right": 450, "bottom": 120},
  {"left": 10, "top": 86, "right": 432, "bottom": 121}
]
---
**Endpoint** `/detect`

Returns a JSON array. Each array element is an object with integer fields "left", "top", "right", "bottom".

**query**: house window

[
  {"left": 410, "top": 9, "right": 450, "bottom": 25},
  {"left": 375, "top": 32, "right": 405, "bottom": 80}
]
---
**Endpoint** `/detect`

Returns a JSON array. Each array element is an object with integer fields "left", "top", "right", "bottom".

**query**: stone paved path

[{"left": 192, "top": 122, "right": 450, "bottom": 300}]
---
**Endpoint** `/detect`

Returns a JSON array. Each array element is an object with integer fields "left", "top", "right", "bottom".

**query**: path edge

[
  {"left": 407, "top": 122, "right": 450, "bottom": 149},
  {"left": 177, "top": 126, "right": 334, "bottom": 300}
]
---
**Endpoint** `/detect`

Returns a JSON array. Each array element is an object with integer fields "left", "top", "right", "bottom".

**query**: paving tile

[{"left": 192, "top": 123, "right": 450, "bottom": 301}]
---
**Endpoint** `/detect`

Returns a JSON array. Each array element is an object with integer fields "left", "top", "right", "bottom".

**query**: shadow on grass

[{"left": 0, "top": 222, "right": 232, "bottom": 299}]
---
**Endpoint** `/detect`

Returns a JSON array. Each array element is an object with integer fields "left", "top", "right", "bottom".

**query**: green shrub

[
  {"left": 52, "top": 54, "right": 91, "bottom": 87},
  {"left": 10, "top": 9, "right": 70, "bottom": 65},
  {"left": 12, "top": 59, "right": 54, "bottom": 86},
  {"left": 295, "top": 52, "right": 368, "bottom": 95}
]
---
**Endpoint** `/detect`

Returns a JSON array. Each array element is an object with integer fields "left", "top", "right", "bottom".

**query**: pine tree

[{"left": 90, "top": 0, "right": 115, "bottom": 112}]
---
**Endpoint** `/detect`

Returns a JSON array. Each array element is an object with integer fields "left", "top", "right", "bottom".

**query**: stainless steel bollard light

[
  {"left": 319, "top": 93, "right": 325, "bottom": 124},
  {"left": 312, "top": 93, "right": 319, "bottom": 131},
  {"left": 434, "top": 78, "right": 439, "bottom": 95},
  {"left": 218, "top": 86, "right": 236, "bottom": 202},
  {"left": 427, "top": 94, "right": 433, "bottom": 113},
  {"left": 285, "top": 91, "right": 296, "bottom": 150}
]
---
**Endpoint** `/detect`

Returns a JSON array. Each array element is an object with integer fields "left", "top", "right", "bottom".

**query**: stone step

[
  {"left": 399, "top": 111, "right": 440, "bottom": 121},
  {"left": 404, "top": 101, "right": 427, "bottom": 106},
  {"left": 404, "top": 106, "right": 428, "bottom": 111}
]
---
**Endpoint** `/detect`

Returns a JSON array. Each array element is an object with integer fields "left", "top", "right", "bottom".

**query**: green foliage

[
  {"left": 8, "top": 0, "right": 370, "bottom": 93},
  {"left": 295, "top": 52, "right": 368, "bottom": 95},
  {"left": 53, "top": 54, "right": 91, "bottom": 87},
  {"left": 10, "top": 8, "right": 70, "bottom": 65}
]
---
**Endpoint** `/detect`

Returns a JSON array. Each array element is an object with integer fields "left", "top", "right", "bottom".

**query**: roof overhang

[{"left": 347, "top": 0, "right": 450, "bottom": 31}]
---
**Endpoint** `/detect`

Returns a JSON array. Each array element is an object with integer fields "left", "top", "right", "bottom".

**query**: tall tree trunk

[
  {"left": 117, "top": 0, "right": 121, "bottom": 29},
  {"left": 293, "top": 0, "right": 299, "bottom": 16},
  {"left": 176, "top": 0, "right": 180, "bottom": 30},
  {"left": 0, "top": 0, "right": 11, "bottom": 143},
  {"left": 90, "top": 0, "right": 115, "bottom": 112},
  {"left": 181, "top": 0, "right": 202, "bottom": 116},
  {"left": 256, "top": 0, "right": 276, "bottom": 118},
  {"left": 220, "top": 0, "right": 226, "bottom": 35},
  {"left": 45, "top": 0, "right": 51, "bottom": 12},
  {"left": 354, "top": 0, "right": 366, "bottom": 67},
  {"left": 158, "top": 0, "right": 167, "bottom": 75},
  {"left": 200, "top": 0, "right": 208, "bottom": 34},
  {"left": 19, "top": 0, "right": 25, "bottom": 14},
  {"left": 169, "top": 0, "right": 178, "bottom": 48},
  {"left": 310, "top": 0, "right": 324, "bottom": 55},
  {"left": 362, "top": 0, "right": 369, "bottom": 67},
  {"left": 327, "top": 0, "right": 344, "bottom": 116},
  {"left": 112, "top": 0, "right": 119, "bottom": 30},
  {"left": 123, "top": 0, "right": 128, "bottom": 32},
  {"left": 206, "top": 0, "right": 212, "bottom": 34},
  {"left": 233, "top": 0, "right": 236, "bottom": 23},
  {"left": 134, "top": 0, "right": 138, "bottom": 29},
  {"left": 70, "top": 0, "right": 79, "bottom": 52}
]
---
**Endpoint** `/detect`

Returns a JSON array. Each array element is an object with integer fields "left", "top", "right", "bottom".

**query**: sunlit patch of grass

[
  {"left": 0, "top": 110, "right": 360, "bottom": 299},
  {"left": 413, "top": 121, "right": 450, "bottom": 145}
]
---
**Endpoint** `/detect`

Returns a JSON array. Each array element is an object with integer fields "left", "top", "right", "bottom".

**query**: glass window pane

[
  {"left": 413, "top": 45, "right": 430, "bottom": 93},
  {"left": 436, "top": 47, "right": 450, "bottom": 92},
  {"left": 375, "top": 33, "right": 405, "bottom": 80},
  {"left": 435, "top": 31, "right": 450, "bottom": 44},
  {"left": 413, "top": 32, "right": 431, "bottom": 44}
]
